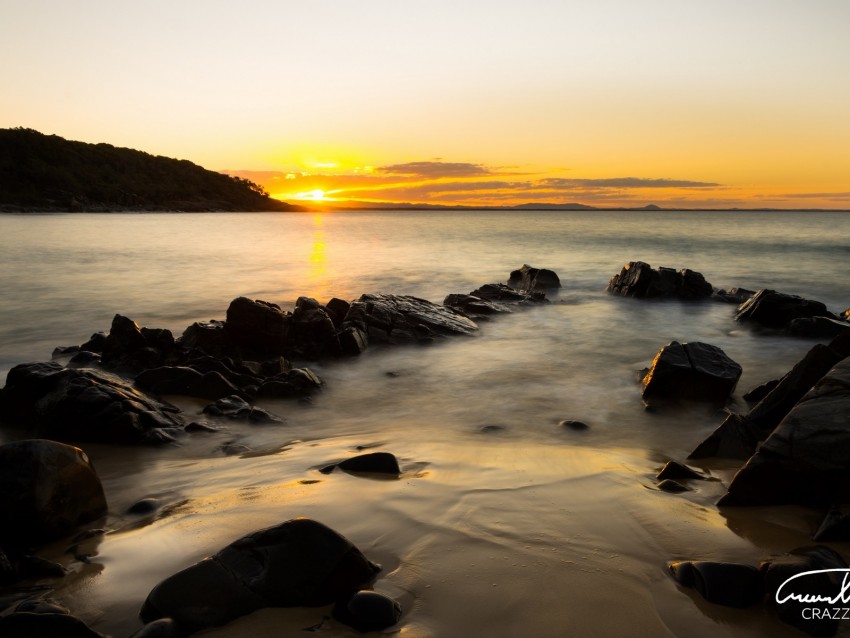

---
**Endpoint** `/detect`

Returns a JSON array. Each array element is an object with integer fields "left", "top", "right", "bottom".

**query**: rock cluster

[{"left": 606, "top": 261, "right": 713, "bottom": 299}]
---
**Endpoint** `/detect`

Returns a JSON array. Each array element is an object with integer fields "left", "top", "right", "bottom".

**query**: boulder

[
  {"left": 656, "top": 461, "right": 706, "bottom": 481},
  {"left": 641, "top": 341, "right": 742, "bottom": 403},
  {"left": 788, "top": 316, "right": 850, "bottom": 339},
  {"left": 338, "top": 326, "right": 368, "bottom": 356},
  {"left": 178, "top": 320, "right": 228, "bottom": 357},
  {"left": 135, "top": 366, "right": 242, "bottom": 400},
  {"left": 140, "top": 518, "right": 380, "bottom": 634},
  {"left": 0, "top": 440, "right": 107, "bottom": 549},
  {"left": 690, "top": 334, "right": 849, "bottom": 459},
  {"left": 332, "top": 591, "right": 403, "bottom": 632},
  {"left": 607, "top": 261, "right": 713, "bottom": 299},
  {"left": 718, "top": 357, "right": 850, "bottom": 507},
  {"left": 288, "top": 298, "right": 340, "bottom": 359},
  {"left": 0, "top": 362, "right": 183, "bottom": 444},
  {"left": 735, "top": 289, "right": 833, "bottom": 329},
  {"left": 712, "top": 287, "right": 755, "bottom": 304},
  {"left": 508, "top": 264, "right": 561, "bottom": 291},
  {"left": 80, "top": 331, "right": 107, "bottom": 354},
  {"left": 101, "top": 315, "right": 174, "bottom": 371},
  {"left": 742, "top": 379, "right": 780, "bottom": 403},
  {"left": 325, "top": 297, "right": 351, "bottom": 328},
  {"left": 202, "top": 395, "right": 281, "bottom": 423},
  {"left": 443, "top": 294, "right": 513, "bottom": 316},
  {"left": 467, "top": 283, "right": 547, "bottom": 305},
  {"left": 225, "top": 297, "right": 290, "bottom": 357},
  {"left": 667, "top": 560, "right": 763, "bottom": 608},
  {"left": 341, "top": 294, "right": 478, "bottom": 346},
  {"left": 256, "top": 368, "right": 323, "bottom": 399},
  {"left": 323, "top": 452, "right": 401, "bottom": 476}
]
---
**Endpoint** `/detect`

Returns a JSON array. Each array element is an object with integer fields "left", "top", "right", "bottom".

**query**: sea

[{"left": 0, "top": 209, "right": 848, "bottom": 637}]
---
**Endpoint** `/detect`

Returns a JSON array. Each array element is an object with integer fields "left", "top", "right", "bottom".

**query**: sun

[{"left": 294, "top": 189, "right": 327, "bottom": 201}]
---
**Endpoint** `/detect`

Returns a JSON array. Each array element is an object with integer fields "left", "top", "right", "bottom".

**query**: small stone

[
  {"left": 332, "top": 590, "right": 403, "bottom": 633},
  {"left": 657, "top": 479, "right": 690, "bottom": 493},
  {"left": 559, "top": 419, "right": 589, "bottom": 430}
]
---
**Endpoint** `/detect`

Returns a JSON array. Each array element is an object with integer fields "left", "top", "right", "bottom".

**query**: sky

[{"left": 2, "top": 0, "right": 849, "bottom": 208}]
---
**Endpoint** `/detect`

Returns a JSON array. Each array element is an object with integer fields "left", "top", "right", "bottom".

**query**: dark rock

[
  {"left": 178, "top": 320, "right": 227, "bottom": 357},
  {"left": 341, "top": 294, "right": 478, "bottom": 346},
  {"left": 202, "top": 395, "right": 282, "bottom": 423},
  {"left": 178, "top": 355, "right": 262, "bottom": 389},
  {"left": 288, "top": 302, "right": 340, "bottom": 359},
  {"left": 813, "top": 508, "right": 850, "bottom": 542},
  {"left": 690, "top": 337, "right": 847, "bottom": 460},
  {"left": 325, "top": 297, "right": 351, "bottom": 328},
  {"left": 0, "top": 362, "right": 183, "bottom": 444},
  {"left": 667, "top": 560, "right": 763, "bottom": 608},
  {"left": 14, "top": 598, "right": 70, "bottom": 614},
  {"left": 742, "top": 379, "right": 780, "bottom": 403},
  {"left": 713, "top": 287, "right": 755, "bottom": 304},
  {"left": 140, "top": 518, "right": 380, "bottom": 634},
  {"left": 559, "top": 419, "right": 590, "bottom": 430},
  {"left": 718, "top": 358, "right": 850, "bottom": 507},
  {"left": 467, "top": 283, "right": 547, "bottom": 305},
  {"left": 16, "top": 555, "right": 66, "bottom": 579},
  {"left": 656, "top": 461, "right": 706, "bottom": 481},
  {"left": 607, "top": 261, "right": 713, "bottom": 299},
  {"left": 0, "top": 547, "right": 13, "bottom": 583},
  {"left": 338, "top": 326, "right": 368, "bottom": 356},
  {"left": 0, "top": 612, "right": 105, "bottom": 638},
  {"left": 67, "top": 351, "right": 101, "bottom": 367},
  {"left": 657, "top": 479, "right": 690, "bottom": 493},
  {"left": 443, "top": 294, "right": 513, "bottom": 316},
  {"left": 225, "top": 297, "right": 290, "bottom": 357},
  {"left": 218, "top": 442, "right": 251, "bottom": 456},
  {"left": 129, "top": 618, "right": 181, "bottom": 638},
  {"left": 102, "top": 315, "right": 145, "bottom": 358},
  {"left": 337, "top": 452, "right": 401, "bottom": 475},
  {"left": 641, "top": 341, "right": 742, "bottom": 403},
  {"left": 101, "top": 315, "right": 172, "bottom": 371},
  {"left": 508, "top": 264, "right": 561, "bottom": 292},
  {"left": 735, "top": 289, "right": 833, "bottom": 329},
  {"left": 332, "top": 590, "right": 403, "bottom": 632},
  {"left": 80, "top": 331, "right": 107, "bottom": 353},
  {"left": 135, "top": 366, "right": 242, "bottom": 400},
  {"left": 788, "top": 316, "right": 850, "bottom": 339},
  {"left": 127, "top": 498, "right": 164, "bottom": 516},
  {"left": 184, "top": 421, "right": 219, "bottom": 433},
  {"left": 762, "top": 546, "right": 847, "bottom": 636},
  {"left": 52, "top": 345, "right": 80, "bottom": 358},
  {"left": 0, "top": 440, "right": 107, "bottom": 549},
  {"left": 257, "top": 368, "right": 323, "bottom": 399}
]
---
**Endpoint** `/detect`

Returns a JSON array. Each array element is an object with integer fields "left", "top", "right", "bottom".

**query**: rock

[
  {"left": 762, "top": 546, "right": 847, "bottom": 636},
  {"left": 338, "top": 326, "right": 368, "bottom": 356},
  {"left": 177, "top": 355, "right": 263, "bottom": 389},
  {"left": 0, "top": 612, "right": 106, "bottom": 638},
  {"left": 0, "top": 362, "right": 183, "bottom": 444},
  {"left": 641, "top": 341, "right": 742, "bottom": 403},
  {"left": 135, "top": 366, "right": 242, "bottom": 400},
  {"left": 52, "top": 345, "right": 80, "bottom": 358},
  {"left": 735, "top": 289, "right": 834, "bottom": 329},
  {"left": 656, "top": 461, "right": 706, "bottom": 481},
  {"left": 325, "top": 298, "right": 351, "bottom": 328},
  {"left": 14, "top": 598, "right": 70, "bottom": 614},
  {"left": 788, "top": 316, "right": 850, "bottom": 338},
  {"left": 67, "top": 351, "right": 101, "bottom": 367},
  {"left": 335, "top": 452, "right": 401, "bottom": 475},
  {"left": 178, "top": 320, "right": 228, "bottom": 357},
  {"left": 657, "top": 479, "right": 690, "bottom": 493},
  {"left": 101, "top": 315, "right": 173, "bottom": 371},
  {"left": 289, "top": 299, "right": 340, "bottom": 359},
  {"left": 443, "top": 293, "right": 513, "bottom": 316},
  {"left": 257, "top": 368, "right": 323, "bottom": 399},
  {"left": 129, "top": 618, "right": 181, "bottom": 638},
  {"left": 140, "top": 518, "right": 380, "bottom": 634},
  {"left": 690, "top": 335, "right": 848, "bottom": 460},
  {"left": 467, "top": 283, "right": 547, "bottom": 305},
  {"left": 16, "top": 555, "right": 66, "bottom": 579},
  {"left": 202, "top": 395, "right": 282, "bottom": 423},
  {"left": 508, "top": 264, "right": 561, "bottom": 291},
  {"left": 0, "top": 440, "right": 106, "bottom": 549},
  {"left": 558, "top": 419, "right": 590, "bottom": 430},
  {"left": 184, "top": 421, "right": 219, "bottom": 433},
  {"left": 607, "top": 261, "right": 713, "bottom": 299},
  {"left": 712, "top": 287, "right": 755, "bottom": 304},
  {"left": 813, "top": 508, "right": 850, "bottom": 542},
  {"left": 332, "top": 590, "right": 403, "bottom": 632},
  {"left": 80, "top": 331, "right": 107, "bottom": 353},
  {"left": 718, "top": 357, "right": 850, "bottom": 507},
  {"left": 742, "top": 378, "right": 780, "bottom": 403},
  {"left": 667, "top": 560, "right": 763, "bottom": 608},
  {"left": 341, "top": 294, "right": 478, "bottom": 346},
  {"left": 225, "top": 297, "right": 291, "bottom": 358},
  {"left": 127, "top": 498, "right": 165, "bottom": 516}
]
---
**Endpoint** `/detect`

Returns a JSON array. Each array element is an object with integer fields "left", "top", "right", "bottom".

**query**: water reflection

[{"left": 307, "top": 213, "right": 330, "bottom": 301}]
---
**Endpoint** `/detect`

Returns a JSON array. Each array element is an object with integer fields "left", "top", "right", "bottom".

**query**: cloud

[
  {"left": 539, "top": 177, "right": 721, "bottom": 189},
  {"left": 779, "top": 192, "right": 850, "bottom": 201},
  {"left": 376, "top": 161, "right": 493, "bottom": 178}
]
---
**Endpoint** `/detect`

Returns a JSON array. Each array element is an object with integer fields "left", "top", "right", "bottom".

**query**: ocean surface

[{"left": 1, "top": 209, "right": 849, "bottom": 637}]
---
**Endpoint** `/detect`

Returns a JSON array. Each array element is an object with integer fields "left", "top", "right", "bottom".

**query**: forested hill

[{"left": 0, "top": 128, "right": 306, "bottom": 212}]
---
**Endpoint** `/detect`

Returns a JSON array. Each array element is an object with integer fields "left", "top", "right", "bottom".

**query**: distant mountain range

[{"left": 0, "top": 128, "right": 305, "bottom": 212}]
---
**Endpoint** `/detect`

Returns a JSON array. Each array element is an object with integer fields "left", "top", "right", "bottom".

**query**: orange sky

[{"left": 2, "top": 1, "right": 849, "bottom": 209}]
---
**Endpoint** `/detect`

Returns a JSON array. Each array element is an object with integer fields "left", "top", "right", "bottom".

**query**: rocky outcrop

[
  {"left": 135, "top": 366, "right": 242, "bottom": 400},
  {"left": 0, "top": 362, "right": 183, "bottom": 444},
  {"left": 100, "top": 315, "right": 175, "bottom": 372},
  {"left": 689, "top": 332, "right": 850, "bottom": 459},
  {"left": 640, "top": 341, "right": 742, "bottom": 404},
  {"left": 224, "top": 297, "right": 290, "bottom": 358},
  {"left": 787, "top": 316, "right": 850, "bottom": 338},
  {"left": 0, "top": 439, "right": 107, "bottom": 549},
  {"left": 717, "top": 357, "right": 850, "bottom": 507},
  {"left": 341, "top": 294, "right": 478, "bottom": 346},
  {"left": 508, "top": 264, "right": 561, "bottom": 291},
  {"left": 735, "top": 289, "right": 834, "bottom": 329},
  {"left": 712, "top": 287, "right": 755, "bottom": 304},
  {"left": 607, "top": 261, "right": 713, "bottom": 299},
  {"left": 140, "top": 518, "right": 380, "bottom": 635}
]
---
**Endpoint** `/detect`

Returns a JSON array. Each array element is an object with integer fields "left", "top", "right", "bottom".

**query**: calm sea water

[{"left": 1, "top": 210, "right": 849, "bottom": 637}]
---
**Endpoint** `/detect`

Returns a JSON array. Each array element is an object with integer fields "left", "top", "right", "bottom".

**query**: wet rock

[
  {"left": 101, "top": 315, "right": 174, "bottom": 371},
  {"left": 257, "top": 368, "right": 323, "bottom": 399},
  {"left": 607, "top": 261, "right": 713, "bottom": 299},
  {"left": 0, "top": 440, "right": 107, "bottom": 549},
  {"left": 788, "top": 316, "right": 850, "bottom": 339},
  {"left": 341, "top": 294, "right": 478, "bottom": 346},
  {"left": 52, "top": 345, "right": 80, "bottom": 358},
  {"left": 184, "top": 421, "right": 219, "bottom": 433},
  {"left": 508, "top": 264, "right": 561, "bottom": 292},
  {"left": 762, "top": 546, "right": 847, "bottom": 636},
  {"left": 140, "top": 518, "right": 381, "bottom": 634},
  {"left": 559, "top": 419, "right": 590, "bottom": 430},
  {"left": 657, "top": 479, "right": 690, "bottom": 493},
  {"left": 129, "top": 618, "right": 181, "bottom": 638},
  {"left": 16, "top": 555, "right": 66, "bottom": 579},
  {"left": 742, "top": 378, "right": 780, "bottom": 403},
  {"left": 177, "top": 355, "right": 263, "bottom": 389},
  {"left": 0, "top": 362, "right": 183, "bottom": 444},
  {"left": 813, "top": 508, "right": 850, "bottom": 542},
  {"left": 80, "top": 331, "right": 107, "bottom": 353},
  {"left": 656, "top": 461, "right": 706, "bottom": 481},
  {"left": 202, "top": 395, "right": 282, "bottom": 423},
  {"left": 337, "top": 452, "right": 401, "bottom": 475},
  {"left": 338, "top": 326, "right": 369, "bottom": 356},
  {"left": 641, "top": 341, "right": 742, "bottom": 404},
  {"left": 127, "top": 498, "right": 164, "bottom": 516},
  {"left": 0, "top": 612, "right": 106, "bottom": 638},
  {"left": 288, "top": 297, "right": 341, "bottom": 359},
  {"left": 225, "top": 297, "right": 291, "bottom": 357},
  {"left": 325, "top": 297, "right": 352, "bottom": 328},
  {"left": 135, "top": 366, "right": 243, "bottom": 400},
  {"left": 332, "top": 590, "right": 403, "bottom": 632},
  {"left": 67, "top": 351, "right": 101, "bottom": 367},
  {"left": 178, "top": 320, "right": 227, "bottom": 357},
  {"left": 467, "top": 283, "right": 547, "bottom": 305},
  {"left": 691, "top": 334, "right": 849, "bottom": 460},
  {"left": 14, "top": 598, "right": 70, "bottom": 614},
  {"left": 443, "top": 293, "right": 513, "bottom": 316},
  {"left": 735, "top": 289, "right": 833, "bottom": 329},
  {"left": 667, "top": 560, "right": 763, "bottom": 608},
  {"left": 718, "top": 357, "right": 850, "bottom": 507},
  {"left": 712, "top": 287, "right": 755, "bottom": 304}
]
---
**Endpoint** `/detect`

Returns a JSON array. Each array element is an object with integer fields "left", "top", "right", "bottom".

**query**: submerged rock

[
  {"left": 140, "top": 518, "right": 380, "bottom": 634},
  {"left": 332, "top": 590, "right": 403, "bottom": 632},
  {"left": 735, "top": 289, "right": 833, "bottom": 329},
  {"left": 202, "top": 395, "right": 282, "bottom": 423},
  {"left": 0, "top": 440, "right": 107, "bottom": 549},
  {"left": 335, "top": 452, "right": 401, "bottom": 475},
  {"left": 0, "top": 362, "right": 183, "bottom": 444},
  {"left": 607, "top": 261, "right": 712, "bottom": 299},
  {"left": 656, "top": 461, "right": 706, "bottom": 481},
  {"left": 788, "top": 316, "right": 850, "bottom": 339},
  {"left": 641, "top": 341, "right": 741, "bottom": 404},
  {"left": 508, "top": 264, "right": 561, "bottom": 292},
  {"left": 712, "top": 287, "right": 755, "bottom": 304},
  {"left": 256, "top": 368, "right": 323, "bottom": 399}
]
